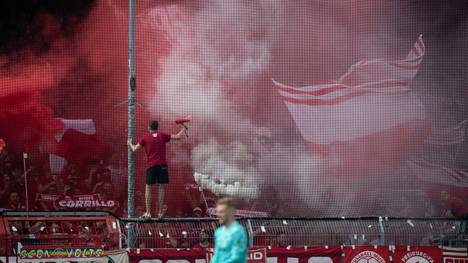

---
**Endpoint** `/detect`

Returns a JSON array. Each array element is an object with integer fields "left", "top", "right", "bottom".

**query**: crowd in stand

[
  {"left": 0, "top": 148, "right": 124, "bottom": 215},
  {"left": 2, "top": 145, "right": 467, "bottom": 219},
  {"left": 0, "top": 146, "right": 214, "bottom": 218}
]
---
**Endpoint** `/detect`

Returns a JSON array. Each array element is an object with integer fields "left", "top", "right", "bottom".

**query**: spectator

[
  {"left": 48, "top": 222, "right": 64, "bottom": 235},
  {"left": 4, "top": 191, "right": 26, "bottom": 210},
  {"left": 194, "top": 228, "right": 212, "bottom": 249},
  {"left": 11, "top": 168, "right": 25, "bottom": 191},
  {"left": 192, "top": 207, "right": 204, "bottom": 217},
  {"left": 92, "top": 169, "right": 112, "bottom": 193},
  {"left": 36, "top": 183, "right": 59, "bottom": 211},
  {"left": 274, "top": 233, "right": 290, "bottom": 247},
  {"left": 1, "top": 155, "right": 14, "bottom": 175},
  {"left": 9, "top": 221, "right": 26, "bottom": 235},
  {"left": 85, "top": 159, "right": 106, "bottom": 187},
  {"left": 441, "top": 191, "right": 468, "bottom": 219},
  {"left": 37, "top": 171, "right": 60, "bottom": 194},
  {"left": 106, "top": 153, "right": 124, "bottom": 183},
  {"left": 60, "top": 165, "right": 85, "bottom": 196},
  {"left": 0, "top": 173, "right": 14, "bottom": 201}
]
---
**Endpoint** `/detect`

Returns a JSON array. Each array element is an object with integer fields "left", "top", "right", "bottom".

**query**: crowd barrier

[
  {"left": 120, "top": 216, "right": 467, "bottom": 248},
  {"left": 0, "top": 211, "right": 466, "bottom": 262}
]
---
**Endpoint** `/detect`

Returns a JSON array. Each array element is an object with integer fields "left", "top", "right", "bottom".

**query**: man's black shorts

[{"left": 146, "top": 165, "right": 169, "bottom": 185}]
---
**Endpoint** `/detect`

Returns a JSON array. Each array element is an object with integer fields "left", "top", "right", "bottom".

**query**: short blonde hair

[{"left": 217, "top": 197, "right": 235, "bottom": 209}]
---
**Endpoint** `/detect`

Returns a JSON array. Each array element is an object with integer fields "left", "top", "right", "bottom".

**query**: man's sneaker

[
  {"left": 157, "top": 211, "right": 165, "bottom": 219},
  {"left": 139, "top": 213, "right": 152, "bottom": 221},
  {"left": 158, "top": 206, "right": 167, "bottom": 219}
]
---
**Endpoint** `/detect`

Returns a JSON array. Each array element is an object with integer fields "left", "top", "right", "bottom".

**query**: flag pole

[
  {"left": 23, "top": 152, "right": 29, "bottom": 214},
  {"left": 127, "top": 0, "right": 136, "bottom": 248}
]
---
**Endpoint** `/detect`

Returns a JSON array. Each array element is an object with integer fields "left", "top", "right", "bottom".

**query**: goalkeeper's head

[{"left": 216, "top": 197, "right": 236, "bottom": 225}]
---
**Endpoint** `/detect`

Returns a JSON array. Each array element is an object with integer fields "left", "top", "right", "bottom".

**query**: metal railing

[
  {"left": 1, "top": 211, "right": 466, "bottom": 251},
  {"left": 119, "top": 216, "right": 468, "bottom": 248}
]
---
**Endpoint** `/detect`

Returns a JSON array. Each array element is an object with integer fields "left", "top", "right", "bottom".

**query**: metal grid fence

[
  {"left": 119, "top": 217, "right": 468, "bottom": 249},
  {"left": 1, "top": 212, "right": 466, "bottom": 251}
]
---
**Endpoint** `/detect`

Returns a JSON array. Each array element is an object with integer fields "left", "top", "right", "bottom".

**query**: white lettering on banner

[
  {"left": 351, "top": 251, "right": 386, "bottom": 263},
  {"left": 58, "top": 199, "right": 115, "bottom": 208},
  {"left": 140, "top": 260, "right": 163, "bottom": 263},
  {"left": 309, "top": 257, "right": 334, "bottom": 263},
  {"left": 401, "top": 251, "right": 434, "bottom": 263},
  {"left": 207, "top": 248, "right": 266, "bottom": 262},
  {"left": 167, "top": 260, "right": 190, "bottom": 263},
  {"left": 267, "top": 258, "right": 278, "bottom": 263},
  {"left": 248, "top": 251, "right": 265, "bottom": 260}
]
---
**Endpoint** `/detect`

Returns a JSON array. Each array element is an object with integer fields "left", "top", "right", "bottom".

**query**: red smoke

[
  {"left": 2, "top": 0, "right": 466, "bottom": 217},
  {"left": 0, "top": 0, "right": 190, "bottom": 214},
  {"left": 0, "top": 63, "right": 64, "bottom": 155}
]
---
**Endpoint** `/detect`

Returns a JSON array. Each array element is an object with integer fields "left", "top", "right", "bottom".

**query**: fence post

[
  {"left": 246, "top": 219, "right": 254, "bottom": 248},
  {"left": 378, "top": 216, "right": 385, "bottom": 245}
]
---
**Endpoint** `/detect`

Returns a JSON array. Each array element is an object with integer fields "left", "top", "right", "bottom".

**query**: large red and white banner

[
  {"left": 274, "top": 35, "right": 429, "bottom": 176},
  {"left": 393, "top": 246, "right": 442, "bottom": 263},
  {"left": 128, "top": 247, "right": 340, "bottom": 263},
  {"left": 442, "top": 247, "right": 468, "bottom": 263},
  {"left": 344, "top": 246, "right": 391, "bottom": 263},
  {"left": 408, "top": 160, "right": 468, "bottom": 187}
]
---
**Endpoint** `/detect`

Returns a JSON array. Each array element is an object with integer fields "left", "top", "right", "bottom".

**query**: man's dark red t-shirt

[{"left": 139, "top": 132, "right": 171, "bottom": 167}]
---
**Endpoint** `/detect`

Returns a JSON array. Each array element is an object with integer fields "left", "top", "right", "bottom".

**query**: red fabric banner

[
  {"left": 394, "top": 246, "right": 442, "bottom": 263},
  {"left": 128, "top": 247, "right": 341, "bottom": 263},
  {"left": 344, "top": 246, "right": 391, "bottom": 263},
  {"left": 266, "top": 247, "right": 342, "bottom": 263},
  {"left": 129, "top": 248, "right": 206, "bottom": 263}
]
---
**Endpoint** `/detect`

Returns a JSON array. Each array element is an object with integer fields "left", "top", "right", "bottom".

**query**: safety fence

[
  {"left": 120, "top": 217, "right": 467, "bottom": 248},
  {"left": 0, "top": 211, "right": 466, "bottom": 255}
]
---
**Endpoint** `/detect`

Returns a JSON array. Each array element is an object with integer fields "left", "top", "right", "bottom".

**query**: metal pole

[
  {"left": 378, "top": 216, "right": 385, "bottom": 245},
  {"left": 127, "top": 0, "right": 136, "bottom": 248},
  {"left": 22, "top": 152, "right": 29, "bottom": 213}
]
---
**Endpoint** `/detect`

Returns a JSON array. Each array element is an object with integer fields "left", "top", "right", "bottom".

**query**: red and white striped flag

[
  {"left": 409, "top": 160, "right": 468, "bottom": 187},
  {"left": 442, "top": 247, "right": 468, "bottom": 263},
  {"left": 49, "top": 118, "right": 105, "bottom": 173},
  {"left": 426, "top": 119, "right": 468, "bottom": 146},
  {"left": 274, "top": 35, "right": 430, "bottom": 176}
]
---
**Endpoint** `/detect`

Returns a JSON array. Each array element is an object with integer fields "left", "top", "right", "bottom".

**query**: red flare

[{"left": 175, "top": 117, "right": 191, "bottom": 125}]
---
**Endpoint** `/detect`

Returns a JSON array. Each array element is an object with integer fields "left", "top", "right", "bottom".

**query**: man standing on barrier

[
  {"left": 212, "top": 197, "right": 248, "bottom": 263},
  {"left": 127, "top": 120, "right": 187, "bottom": 219}
]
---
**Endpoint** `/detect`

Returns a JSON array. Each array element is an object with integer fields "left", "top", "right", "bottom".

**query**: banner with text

[
  {"left": 394, "top": 246, "right": 442, "bottom": 263},
  {"left": 344, "top": 246, "right": 391, "bottom": 263}
]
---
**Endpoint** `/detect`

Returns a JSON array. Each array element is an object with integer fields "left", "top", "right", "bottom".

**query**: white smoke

[
  {"left": 148, "top": 5, "right": 267, "bottom": 198},
  {"left": 193, "top": 0, "right": 283, "bottom": 80},
  {"left": 147, "top": 1, "right": 439, "bottom": 216},
  {"left": 193, "top": 140, "right": 259, "bottom": 198},
  {"left": 147, "top": 2, "right": 360, "bottom": 214}
]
